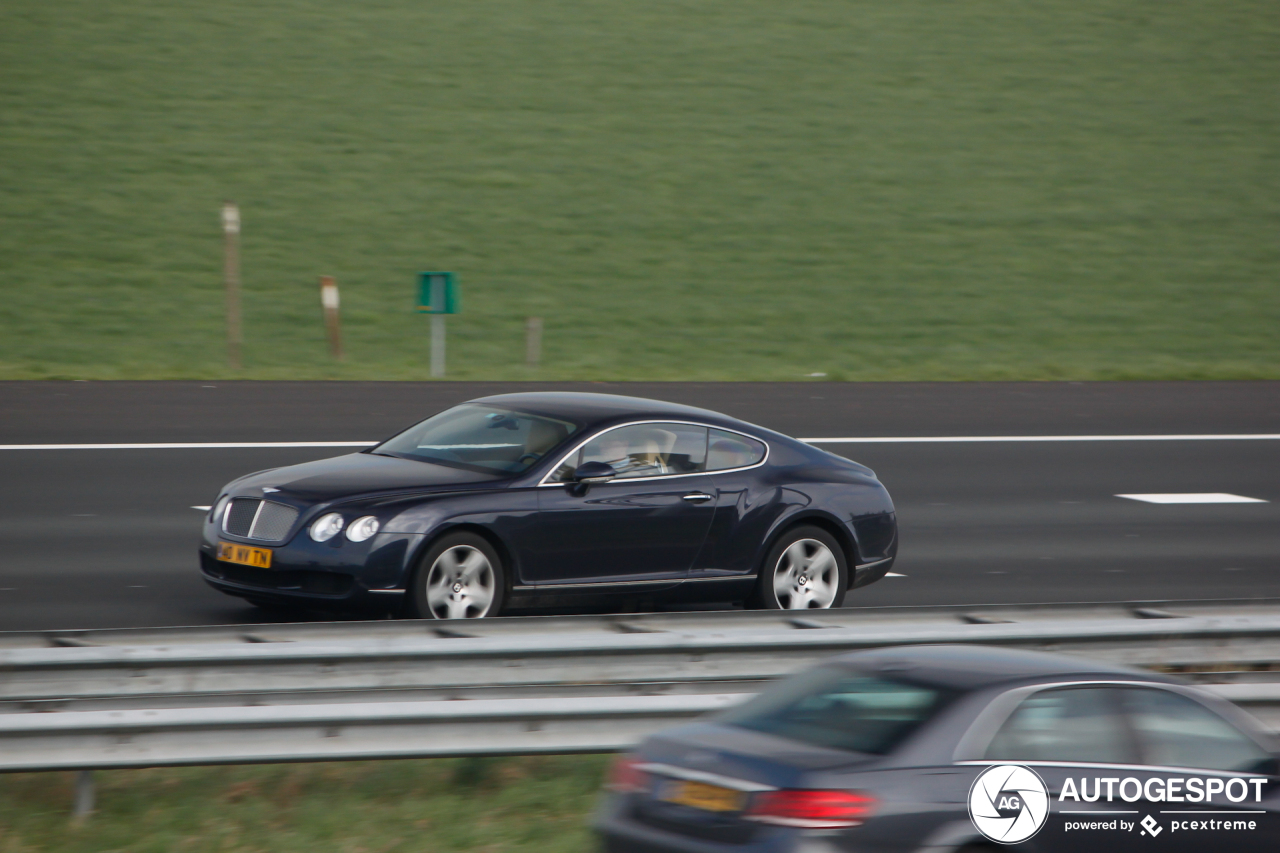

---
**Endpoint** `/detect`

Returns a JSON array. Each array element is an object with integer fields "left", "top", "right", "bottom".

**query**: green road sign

[{"left": 417, "top": 272, "right": 458, "bottom": 314}]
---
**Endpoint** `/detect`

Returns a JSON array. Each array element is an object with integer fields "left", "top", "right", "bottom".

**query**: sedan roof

[
  {"left": 831, "top": 644, "right": 1174, "bottom": 691},
  {"left": 471, "top": 392, "right": 745, "bottom": 429}
]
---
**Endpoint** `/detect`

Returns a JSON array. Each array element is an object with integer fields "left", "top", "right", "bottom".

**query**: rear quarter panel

[{"left": 701, "top": 439, "right": 897, "bottom": 574}]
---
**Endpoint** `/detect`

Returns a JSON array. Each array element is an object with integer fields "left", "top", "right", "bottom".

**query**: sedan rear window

[
  {"left": 719, "top": 666, "right": 952, "bottom": 756},
  {"left": 373, "top": 405, "right": 578, "bottom": 474}
]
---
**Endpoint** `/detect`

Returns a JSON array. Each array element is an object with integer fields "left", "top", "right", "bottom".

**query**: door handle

[{"left": 682, "top": 493, "right": 714, "bottom": 502}]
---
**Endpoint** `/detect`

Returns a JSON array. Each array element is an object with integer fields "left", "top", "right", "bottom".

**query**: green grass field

[
  {"left": 0, "top": 0, "right": 1276, "bottom": 381},
  {"left": 0, "top": 756, "right": 610, "bottom": 853}
]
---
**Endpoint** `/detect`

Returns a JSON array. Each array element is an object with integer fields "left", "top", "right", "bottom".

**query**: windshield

[
  {"left": 373, "top": 405, "right": 579, "bottom": 474},
  {"left": 718, "top": 665, "right": 954, "bottom": 756}
]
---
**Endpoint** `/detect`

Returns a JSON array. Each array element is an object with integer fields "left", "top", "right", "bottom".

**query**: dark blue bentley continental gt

[{"left": 199, "top": 392, "right": 897, "bottom": 619}]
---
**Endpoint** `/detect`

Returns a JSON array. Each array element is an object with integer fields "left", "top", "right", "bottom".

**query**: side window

[
  {"left": 550, "top": 424, "right": 708, "bottom": 482},
  {"left": 1122, "top": 688, "right": 1271, "bottom": 773},
  {"left": 985, "top": 687, "right": 1137, "bottom": 764},
  {"left": 707, "top": 429, "right": 766, "bottom": 471}
]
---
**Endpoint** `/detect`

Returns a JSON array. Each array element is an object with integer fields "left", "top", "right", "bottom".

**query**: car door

[
  {"left": 690, "top": 428, "right": 770, "bottom": 577},
  {"left": 975, "top": 684, "right": 1145, "bottom": 852},
  {"left": 530, "top": 422, "right": 716, "bottom": 585},
  {"left": 1116, "top": 686, "right": 1280, "bottom": 852}
]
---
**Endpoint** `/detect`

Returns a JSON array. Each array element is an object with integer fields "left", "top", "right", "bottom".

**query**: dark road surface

[{"left": 2, "top": 381, "right": 1277, "bottom": 631}]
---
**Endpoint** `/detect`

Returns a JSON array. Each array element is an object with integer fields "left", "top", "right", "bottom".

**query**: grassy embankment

[
  {"left": 0, "top": 756, "right": 611, "bottom": 853},
  {"left": 0, "top": 0, "right": 1276, "bottom": 381}
]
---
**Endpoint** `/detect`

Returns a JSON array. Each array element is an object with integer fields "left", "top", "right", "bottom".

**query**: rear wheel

[
  {"left": 750, "top": 526, "right": 848, "bottom": 610},
  {"left": 406, "top": 532, "right": 506, "bottom": 619}
]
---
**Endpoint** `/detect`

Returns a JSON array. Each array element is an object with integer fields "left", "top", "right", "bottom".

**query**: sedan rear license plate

[
  {"left": 659, "top": 779, "right": 745, "bottom": 813},
  {"left": 217, "top": 542, "right": 272, "bottom": 568}
]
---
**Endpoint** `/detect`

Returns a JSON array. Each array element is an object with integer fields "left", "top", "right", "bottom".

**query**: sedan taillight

[
  {"left": 744, "top": 789, "right": 876, "bottom": 829},
  {"left": 606, "top": 754, "right": 649, "bottom": 793}
]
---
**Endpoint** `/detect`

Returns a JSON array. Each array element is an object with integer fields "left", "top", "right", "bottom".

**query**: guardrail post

[{"left": 73, "top": 770, "right": 95, "bottom": 819}]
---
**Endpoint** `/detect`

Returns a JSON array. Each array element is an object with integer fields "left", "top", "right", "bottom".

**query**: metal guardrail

[
  {"left": 5, "top": 600, "right": 1280, "bottom": 710},
  {"left": 0, "top": 693, "right": 745, "bottom": 772},
  {"left": 3, "top": 687, "right": 1275, "bottom": 774},
  {"left": 1, "top": 599, "right": 1278, "bottom": 776}
]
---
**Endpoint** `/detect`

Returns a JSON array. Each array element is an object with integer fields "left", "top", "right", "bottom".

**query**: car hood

[{"left": 228, "top": 452, "right": 506, "bottom": 501}]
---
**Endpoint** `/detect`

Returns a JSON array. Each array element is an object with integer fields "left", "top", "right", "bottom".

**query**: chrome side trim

[
  {"left": 512, "top": 574, "right": 749, "bottom": 592},
  {"left": 367, "top": 589, "right": 406, "bottom": 594},
  {"left": 855, "top": 557, "right": 894, "bottom": 570},
  {"left": 511, "top": 578, "right": 681, "bottom": 591},
  {"left": 536, "top": 419, "right": 770, "bottom": 487},
  {"left": 636, "top": 762, "right": 776, "bottom": 792}
]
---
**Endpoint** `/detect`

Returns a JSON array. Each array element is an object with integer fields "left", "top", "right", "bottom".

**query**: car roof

[
  {"left": 830, "top": 644, "right": 1174, "bottom": 692},
  {"left": 470, "top": 392, "right": 747, "bottom": 430}
]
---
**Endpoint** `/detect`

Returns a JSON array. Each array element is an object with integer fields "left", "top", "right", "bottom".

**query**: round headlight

[
  {"left": 309, "top": 512, "right": 345, "bottom": 542},
  {"left": 346, "top": 516, "right": 380, "bottom": 542}
]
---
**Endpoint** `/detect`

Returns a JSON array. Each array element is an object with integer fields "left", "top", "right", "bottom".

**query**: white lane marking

[
  {"left": 0, "top": 442, "right": 377, "bottom": 450},
  {"left": 885, "top": 572, "right": 907, "bottom": 577},
  {"left": 191, "top": 506, "right": 211, "bottom": 511},
  {"left": 803, "top": 434, "right": 1280, "bottom": 443},
  {"left": 1116, "top": 493, "right": 1267, "bottom": 504}
]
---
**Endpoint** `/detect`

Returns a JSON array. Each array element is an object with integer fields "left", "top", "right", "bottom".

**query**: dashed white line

[
  {"left": 1117, "top": 493, "right": 1267, "bottom": 504},
  {"left": 885, "top": 572, "right": 907, "bottom": 577}
]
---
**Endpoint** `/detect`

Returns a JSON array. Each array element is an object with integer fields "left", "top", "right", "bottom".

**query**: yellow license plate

[
  {"left": 660, "top": 780, "right": 745, "bottom": 813},
  {"left": 217, "top": 542, "right": 273, "bottom": 568}
]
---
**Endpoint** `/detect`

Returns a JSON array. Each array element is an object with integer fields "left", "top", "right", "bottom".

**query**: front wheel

[
  {"left": 750, "top": 526, "right": 848, "bottom": 610},
  {"left": 406, "top": 532, "right": 506, "bottom": 619}
]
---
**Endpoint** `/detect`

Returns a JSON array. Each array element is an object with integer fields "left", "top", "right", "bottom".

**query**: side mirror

[{"left": 573, "top": 461, "right": 617, "bottom": 485}]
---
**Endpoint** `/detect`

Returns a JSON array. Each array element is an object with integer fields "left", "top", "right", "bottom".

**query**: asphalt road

[{"left": 1, "top": 381, "right": 1277, "bottom": 631}]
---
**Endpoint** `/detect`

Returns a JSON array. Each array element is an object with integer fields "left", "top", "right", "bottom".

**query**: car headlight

[
  {"left": 346, "top": 516, "right": 380, "bottom": 542},
  {"left": 309, "top": 512, "right": 345, "bottom": 542}
]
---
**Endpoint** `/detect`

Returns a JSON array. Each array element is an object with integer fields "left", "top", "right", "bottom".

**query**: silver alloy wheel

[
  {"left": 772, "top": 538, "right": 839, "bottom": 609},
  {"left": 425, "top": 545, "right": 496, "bottom": 619}
]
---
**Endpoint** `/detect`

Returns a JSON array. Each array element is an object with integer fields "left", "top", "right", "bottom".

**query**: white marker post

[
  {"left": 221, "top": 202, "right": 241, "bottom": 369},
  {"left": 430, "top": 273, "right": 446, "bottom": 377},
  {"left": 319, "top": 276, "right": 343, "bottom": 361},
  {"left": 526, "top": 316, "right": 543, "bottom": 368},
  {"left": 431, "top": 313, "right": 446, "bottom": 378}
]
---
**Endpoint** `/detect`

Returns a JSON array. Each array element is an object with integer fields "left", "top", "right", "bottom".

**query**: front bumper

[{"left": 199, "top": 527, "right": 423, "bottom": 608}]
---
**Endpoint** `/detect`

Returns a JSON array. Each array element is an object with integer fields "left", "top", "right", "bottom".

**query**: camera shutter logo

[{"left": 968, "top": 764, "right": 1050, "bottom": 844}]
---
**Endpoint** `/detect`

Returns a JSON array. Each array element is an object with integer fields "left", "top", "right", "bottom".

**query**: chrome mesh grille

[
  {"left": 223, "top": 498, "right": 299, "bottom": 542},
  {"left": 224, "top": 498, "right": 259, "bottom": 537},
  {"left": 251, "top": 501, "right": 299, "bottom": 541}
]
